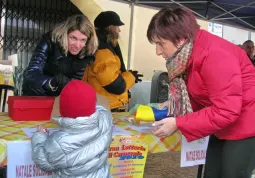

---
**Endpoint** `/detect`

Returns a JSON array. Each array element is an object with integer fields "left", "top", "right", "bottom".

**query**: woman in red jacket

[{"left": 148, "top": 8, "right": 255, "bottom": 178}]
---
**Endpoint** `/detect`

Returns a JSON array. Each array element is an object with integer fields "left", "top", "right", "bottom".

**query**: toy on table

[
  {"left": 134, "top": 105, "right": 168, "bottom": 124},
  {"left": 134, "top": 98, "right": 176, "bottom": 125}
]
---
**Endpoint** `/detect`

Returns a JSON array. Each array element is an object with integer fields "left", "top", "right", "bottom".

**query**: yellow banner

[{"left": 109, "top": 136, "right": 148, "bottom": 178}]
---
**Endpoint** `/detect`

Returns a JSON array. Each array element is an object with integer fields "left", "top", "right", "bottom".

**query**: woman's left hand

[{"left": 152, "top": 117, "right": 178, "bottom": 137}]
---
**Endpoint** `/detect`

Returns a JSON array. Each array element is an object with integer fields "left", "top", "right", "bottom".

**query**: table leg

[
  {"left": 0, "top": 166, "right": 7, "bottom": 178},
  {"left": 197, "top": 165, "right": 203, "bottom": 178}
]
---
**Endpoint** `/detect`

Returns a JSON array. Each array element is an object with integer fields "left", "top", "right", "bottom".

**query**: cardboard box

[
  {"left": 8, "top": 96, "right": 54, "bottom": 121},
  {"left": 96, "top": 94, "right": 110, "bottom": 111}
]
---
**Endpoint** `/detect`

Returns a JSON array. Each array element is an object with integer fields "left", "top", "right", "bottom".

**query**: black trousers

[
  {"left": 204, "top": 135, "right": 255, "bottom": 178},
  {"left": 0, "top": 166, "right": 6, "bottom": 178}
]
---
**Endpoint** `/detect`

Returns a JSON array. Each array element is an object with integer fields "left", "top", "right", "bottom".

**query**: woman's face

[
  {"left": 68, "top": 30, "right": 88, "bottom": 55},
  {"left": 112, "top": 26, "right": 121, "bottom": 34},
  {"left": 153, "top": 36, "right": 184, "bottom": 60}
]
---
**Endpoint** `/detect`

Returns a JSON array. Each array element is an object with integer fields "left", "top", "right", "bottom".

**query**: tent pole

[{"left": 127, "top": 1, "right": 135, "bottom": 70}]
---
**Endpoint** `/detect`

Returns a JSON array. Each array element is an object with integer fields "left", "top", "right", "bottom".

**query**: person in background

[
  {"left": 82, "top": 11, "right": 143, "bottom": 112},
  {"left": 242, "top": 40, "right": 255, "bottom": 65},
  {"left": 147, "top": 8, "right": 255, "bottom": 178},
  {"left": 237, "top": 44, "right": 243, "bottom": 48},
  {"left": 22, "top": 14, "right": 98, "bottom": 96},
  {"left": 31, "top": 80, "right": 113, "bottom": 178}
]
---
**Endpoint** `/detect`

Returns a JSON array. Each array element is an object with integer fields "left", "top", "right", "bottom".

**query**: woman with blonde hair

[{"left": 23, "top": 14, "right": 98, "bottom": 96}]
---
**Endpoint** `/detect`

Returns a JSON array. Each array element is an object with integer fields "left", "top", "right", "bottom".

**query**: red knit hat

[{"left": 60, "top": 80, "right": 96, "bottom": 118}]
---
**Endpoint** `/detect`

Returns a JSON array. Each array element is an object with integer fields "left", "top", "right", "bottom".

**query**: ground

[
  {"left": 144, "top": 151, "right": 255, "bottom": 178},
  {"left": 144, "top": 151, "right": 199, "bottom": 178}
]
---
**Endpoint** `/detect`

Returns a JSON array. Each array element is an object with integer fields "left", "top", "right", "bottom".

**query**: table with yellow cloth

[{"left": 0, "top": 112, "right": 182, "bottom": 167}]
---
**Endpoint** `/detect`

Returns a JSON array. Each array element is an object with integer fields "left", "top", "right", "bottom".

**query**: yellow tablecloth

[{"left": 0, "top": 112, "right": 181, "bottom": 167}]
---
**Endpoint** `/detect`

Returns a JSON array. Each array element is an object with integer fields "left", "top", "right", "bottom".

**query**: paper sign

[
  {"left": 108, "top": 136, "right": 148, "bottom": 178},
  {"left": 208, "top": 22, "right": 223, "bottom": 38},
  {"left": 180, "top": 136, "right": 209, "bottom": 167},
  {"left": 112, "top": 125, "right": 131, "bottom": 136},
  {"left": 128, "top": 125, "right": 154, "bottom": 134},
  {"left": 0, "top": 64, "right": 13, "bottom": 86},
  {"left": 22, "top": 126, "right": 127, "bottom": 138},
  {"left": 21, "top": 128, "right": 59, "bottom": 138},
  {"left": 7, "top": 141, "right": 52, "bottom": 178},
  {"left": 7, "top": 137, "right": 147, "bottom": 178},
  {"left": 7, "top": 54, "right": 18, "bottom": 66}
]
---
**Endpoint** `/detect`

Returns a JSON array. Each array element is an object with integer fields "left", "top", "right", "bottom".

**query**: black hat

[{"left": 94, "top": 11, "right": 124, "bottom": 29}]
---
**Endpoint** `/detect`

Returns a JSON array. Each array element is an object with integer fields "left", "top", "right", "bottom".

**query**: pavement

[
  {"left": 144, "top": 151, "right": 198, "bottom": 178},
  {"left": 144, "top": 151, "right": 255, "bottom": 178}
]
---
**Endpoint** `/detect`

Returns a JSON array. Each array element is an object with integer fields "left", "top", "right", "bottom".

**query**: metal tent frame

[
  {"left": 126, "top": 0, "right": 255, "bottom": 30},
  {"left": 118, "top": 0, "right": 255, "bottom": 69}
]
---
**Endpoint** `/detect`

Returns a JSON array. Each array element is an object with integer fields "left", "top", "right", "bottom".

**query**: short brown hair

[
  {"left": 147, "top": 8, "right": 199, "bottom": 46},
  {"left": 243, "top": 40, "right": 254, "bottom": 46}
]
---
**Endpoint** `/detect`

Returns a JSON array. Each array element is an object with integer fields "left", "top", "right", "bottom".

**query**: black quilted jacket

[{"left": 22, "top": 32, "right": 94, "bottom": 96}]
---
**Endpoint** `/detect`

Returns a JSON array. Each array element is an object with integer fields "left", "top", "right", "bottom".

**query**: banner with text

[
  {"left": 181, "top": 136, "right": 209, "bottom": 167},
  {"left": 208, "top": 22, "right": 223, "bottom": 38},
  {"left": 7, "top": 138, "right": 148, "bottom": 178},
  {"left": 109, "top": 136, "right": 148, "bottom": 178},
  {"left": 7, "top": 141, "right": 52, "bottom": 178}
]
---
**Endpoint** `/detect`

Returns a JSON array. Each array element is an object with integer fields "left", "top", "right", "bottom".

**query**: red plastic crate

[{"left": 7, "top": 96, "right": 54, "bottom": 121}]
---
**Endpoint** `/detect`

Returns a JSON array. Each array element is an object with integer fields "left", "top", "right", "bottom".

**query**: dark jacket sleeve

[
  {"left": 71, "top": 55, "right": 95, "bottom": 80},
  {"left": 22, "top": 34, "right": 53, "bottom": 96}
]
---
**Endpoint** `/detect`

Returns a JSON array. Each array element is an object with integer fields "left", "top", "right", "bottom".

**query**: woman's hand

[
  {"left": 36, "top": 125, "right": 49, "bottom": 135},
  {"left": 157, "top": 100, "right": 170, "bottom": 110},
  {"left": 152, "top": 117, "right": 178, "bottom": 138},
  {"left": 43, "top": 73, "right": 70, "bottom": 92},
  {"left": 53, "top": 73, "right": 71, "bottom": 89},
  {"left": 157, "top": 99, "right": 175, "bottom": 116}
]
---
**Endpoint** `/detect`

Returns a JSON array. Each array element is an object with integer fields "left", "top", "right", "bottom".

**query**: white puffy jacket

[{"left": 31, "top": 105, "right": 113, "bottom": 178}]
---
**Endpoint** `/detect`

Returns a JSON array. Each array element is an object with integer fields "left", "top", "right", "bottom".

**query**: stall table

[{"left": 0, "top": 112, "right": 182, "bottom": 177}]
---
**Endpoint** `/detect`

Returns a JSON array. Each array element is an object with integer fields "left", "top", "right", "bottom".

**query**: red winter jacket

[{"left": 176, "top": 30, "right": 255, "bottom": 142}]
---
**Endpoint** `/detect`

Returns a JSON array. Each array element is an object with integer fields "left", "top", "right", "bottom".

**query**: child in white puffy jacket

[{"left": 31, "top": 80, "right": 113, "bottom": 178}]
